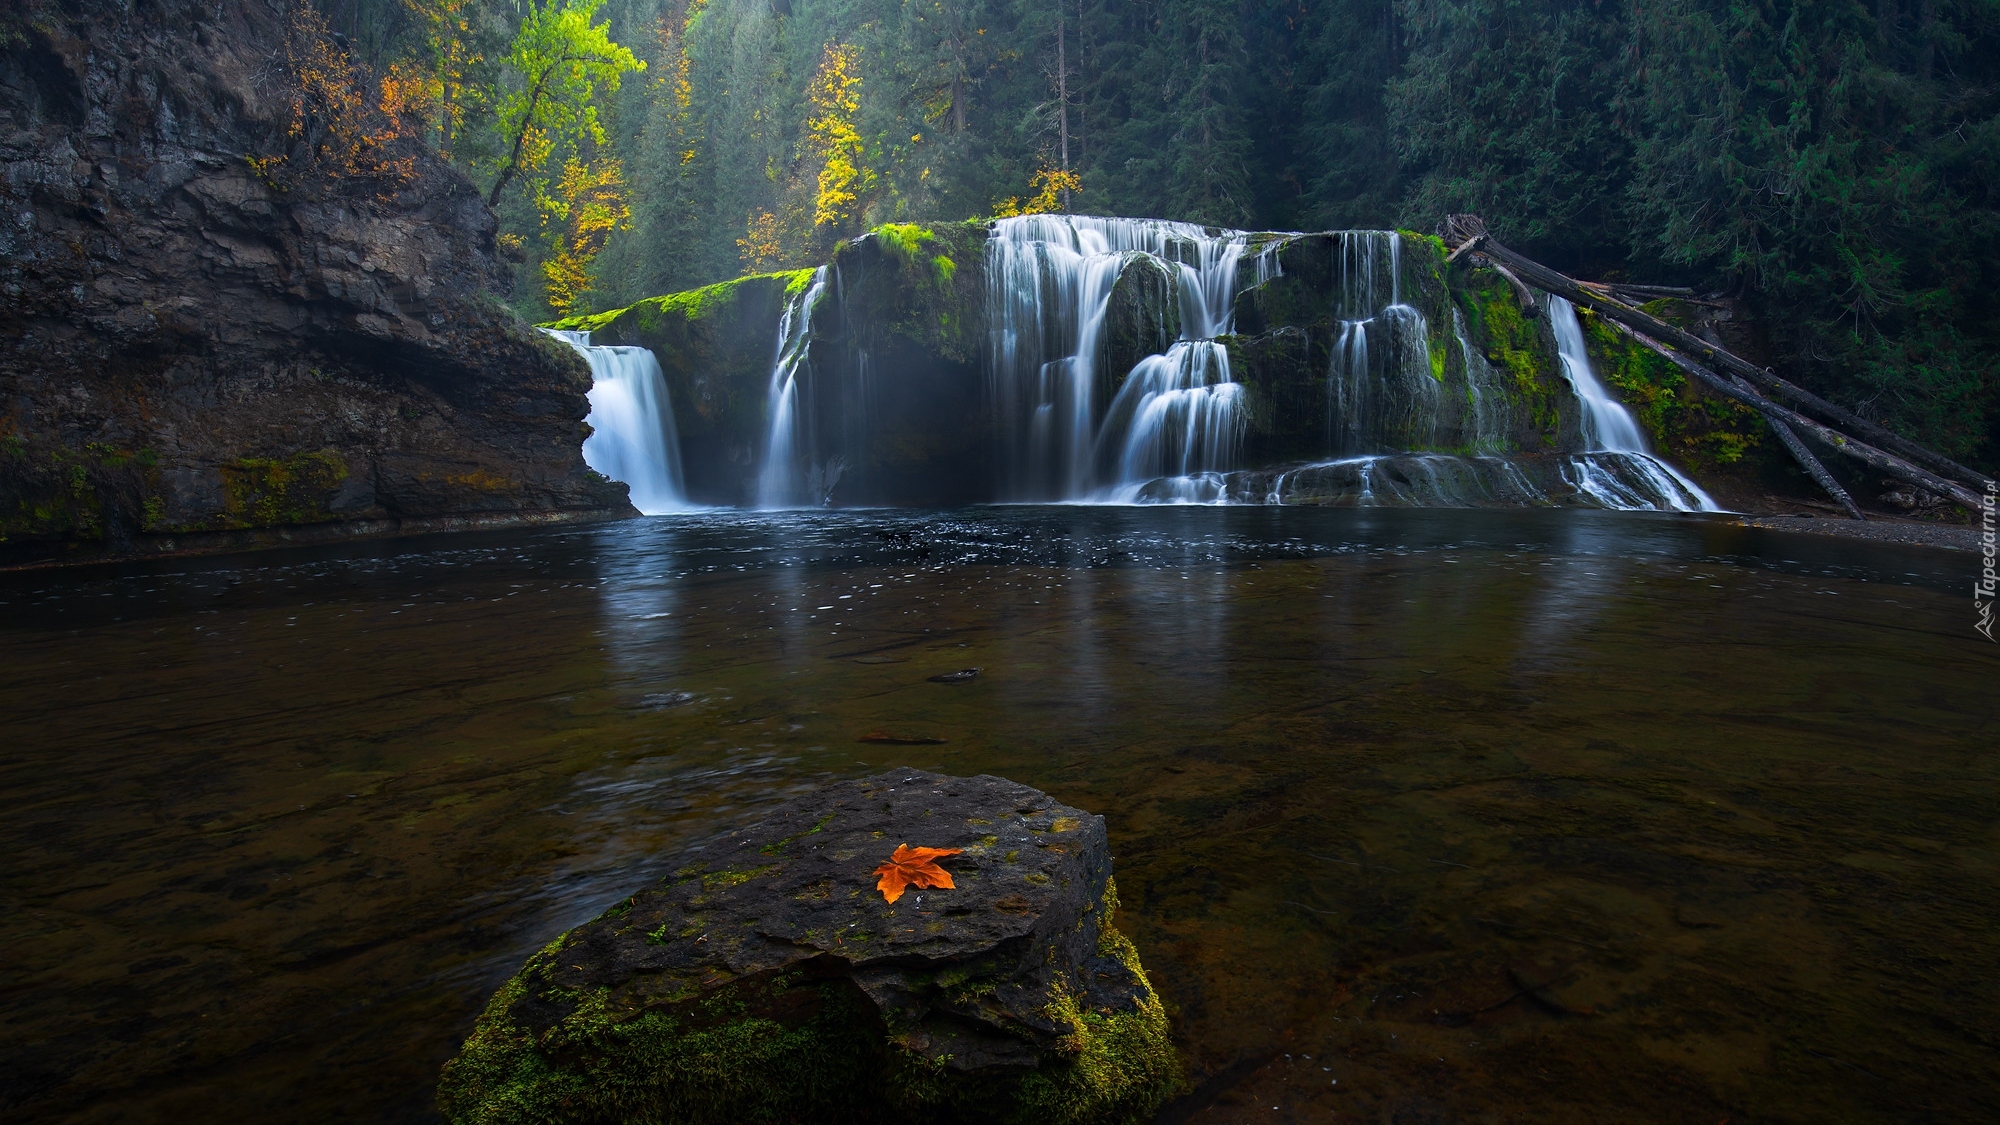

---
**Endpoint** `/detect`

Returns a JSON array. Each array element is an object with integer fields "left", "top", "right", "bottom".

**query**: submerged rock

[{"left": 438, "top": 770, "right": 1179, "bottom": 1125}]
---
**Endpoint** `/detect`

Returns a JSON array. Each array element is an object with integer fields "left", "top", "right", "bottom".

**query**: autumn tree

[
  {"left": 539, "top": 152, "right": 632, "bottom": 313},
  {"left": 256, "top": 1, "right": 421, "bottom": 195},
  {"left": 378, "top": 0, "right": 485, "bottom": 159},
  {"left": 801, "top": 43, "right": 870, "bottom": 235},
  {"left": 487, "top": 0, "right": 643, "bottom": 208}
]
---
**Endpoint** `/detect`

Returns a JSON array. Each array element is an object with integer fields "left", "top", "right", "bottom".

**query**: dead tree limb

[
  {"left": 1475, "top": 255, "right": 1539, "bottom": 318},
  {"left": 1437, "top": 214, "right": 1988, "bottom": 490}
]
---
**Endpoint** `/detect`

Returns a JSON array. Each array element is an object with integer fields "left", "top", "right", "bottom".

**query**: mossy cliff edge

[
  {"left": 551, "top": 222, "right": 990, "bottom": 506},
  {"left": 437, "top": 770, "right": 1180, "bottom": 1125}
]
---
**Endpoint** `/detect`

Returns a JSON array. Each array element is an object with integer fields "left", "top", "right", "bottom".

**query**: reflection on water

[{"left": 1, "top": 508, "right": 1994, "bottom": 1123}]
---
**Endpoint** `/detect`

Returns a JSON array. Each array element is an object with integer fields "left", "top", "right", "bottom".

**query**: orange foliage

[
  {"left": 736, "top": 210, "right": 783, "bottom": 274},
  {"left": 872, "top": 844, "right": 963, "bottom": 904},
  {"left": 263, "top": 2, "right": 420, "bottom": 197}
]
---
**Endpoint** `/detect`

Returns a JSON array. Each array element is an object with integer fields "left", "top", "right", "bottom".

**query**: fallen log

[
  {"left": 1438, "top": 214, "right": 1989, "bottom": 490},
  {"left": 1729, "top": 374, "right": 1865, "bottom": 521},
  {"left": 1608, "top": 322, "right": 1983, "bottom": 511}
]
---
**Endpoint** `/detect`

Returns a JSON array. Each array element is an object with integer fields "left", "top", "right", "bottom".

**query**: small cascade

[
  {"left": 1547, "top": 296, "right": 1720, "bottom": 512},
  {"left": 1096, "top": 342, "right": 1243, "bottom": 498},
  {"left": 546, "top": 329, "right": 690, "bottom": 514},
  {"left": 1322, "top": 231, "right": 1445, "bottom": 456},
  {"left": 986, "top": 215, "right": 1257, "bottom": 500},
  {"left": 756, "top": 268, "right": 830, "bottom": 508}
]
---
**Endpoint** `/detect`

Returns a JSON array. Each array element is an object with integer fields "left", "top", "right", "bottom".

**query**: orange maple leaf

[{"left": 873, "top": 843, "right": 963, "bottom": 904}]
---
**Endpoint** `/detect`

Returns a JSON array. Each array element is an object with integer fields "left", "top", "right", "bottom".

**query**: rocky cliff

[{"left": 0, "top": 0, "right": 630, "bottom": 566}]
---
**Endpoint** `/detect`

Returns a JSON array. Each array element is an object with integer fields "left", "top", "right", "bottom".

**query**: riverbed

[{"left": 2, "top": 507, "right": 1993, "bottom": 1123}]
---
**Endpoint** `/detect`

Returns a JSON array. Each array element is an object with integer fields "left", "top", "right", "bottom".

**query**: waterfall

[
  {"left": 756, "top": 268, "right": 830, "bottom": 508},
  {"left": 1323, "top": 231, "right": 1445, "bottom": 457},
  {"left": 1096, "top": 342, "right": 1242, "bottom": 500},
  {"left": 546, "top": 329, "right": 690, "bottom": 514},
  {"left": 1547, "top": 296, "right": 1720, "bottom": 512},
  {"left": 985, "top": 215, "right": 1258, "bottom": 501}
]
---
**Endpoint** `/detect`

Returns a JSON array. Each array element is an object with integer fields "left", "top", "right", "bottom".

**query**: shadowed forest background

[{"left": 316, "top": 0, "right": 1999, "bottom": 469}]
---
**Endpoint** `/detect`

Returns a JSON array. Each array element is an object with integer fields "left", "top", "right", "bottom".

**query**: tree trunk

[
  {"left": 1056, "top": 0, "right": 1069, "bottom": 210},
  {"left": 1732, "top": 374, "right": 1865, "bottom": 520}
]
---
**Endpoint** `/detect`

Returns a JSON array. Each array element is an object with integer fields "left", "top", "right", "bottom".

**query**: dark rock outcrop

[
  {"left": 0, "top": 0, "right": 630, "bottom": 566},
  {"left": 438, "top": 769, "right": 1179, "bottom": 1125}
]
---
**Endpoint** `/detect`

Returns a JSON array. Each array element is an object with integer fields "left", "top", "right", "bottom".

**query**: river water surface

[{"left": 2, "top": 508, "right": 1994, "bottom": 1123}]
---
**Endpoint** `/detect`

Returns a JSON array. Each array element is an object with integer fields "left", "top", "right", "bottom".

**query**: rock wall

[{"left": 0, "top": 0, "right": 630, "bottom": 566}]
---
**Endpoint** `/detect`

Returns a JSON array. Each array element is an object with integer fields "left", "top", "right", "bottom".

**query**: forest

[{"left": 307, "top": 0, "right": 2000, "bottom": 468}]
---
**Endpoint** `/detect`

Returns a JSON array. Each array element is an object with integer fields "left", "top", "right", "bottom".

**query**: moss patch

[
  {"left": 221, "top": 450, "right": 349, "bottom": 527},
  {"left": 0, "top": 436, "right": 166, "bottom": 543},
  {"left": 1451, "top": 266, "right": 1569, "bottom": 447},
  {"left": 545, "top": 269, "right": 818, "bottom": 337}
]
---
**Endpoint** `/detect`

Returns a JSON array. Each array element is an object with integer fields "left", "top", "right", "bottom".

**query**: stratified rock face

[
  {"left": 437, "top": 770, "right": 1180, "bottom": 1125},
  {"left": 0, "top": 1, "right": 629, "bottom": 563}
]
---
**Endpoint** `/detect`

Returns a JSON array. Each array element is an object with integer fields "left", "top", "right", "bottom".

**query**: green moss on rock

[
  {"left": 221, "top": 450, "right": 348, "bottom": 527},
  {"left": 0, "top": 436, "right": 168, "bottom": 543},
  {"left": 1578, "top": 308, "right": 1776, "bottom": 475},
  {"left": 439, "top": 881, "right": 1177, "bottom": 1125},
  {"left": 438, "top": 769, "right": 1180, "bottom": 1125}
]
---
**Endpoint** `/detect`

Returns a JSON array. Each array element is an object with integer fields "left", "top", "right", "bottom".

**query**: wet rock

[
  {"left": 1102, "top": 255, "right": 1181, "bottom": 398},
  {"left": 438, "top": 769, "right": 1179, "bottom": 1125}
]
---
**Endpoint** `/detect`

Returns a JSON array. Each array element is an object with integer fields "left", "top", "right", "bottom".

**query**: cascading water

[
  {"left": 1095, "top": 342, "right": 1243, "bottom": 502},
  {"left": 546, "top": 329, "right": 690, "bottom": 514},
  {"left": 986, "top": 215, "right": 1265, "bottom": 501},
  {"left": 723, "top": 216, "right": 1722, "bottom": 513},
  {"left": 756, "top": 268, "right": 830, "bottom": 508},
  {"left": 1548, "top": 295, "right": 1720, "bottom": 512},
  {"left": 1323, "top": 231, "right": 1451, "bottom": 458}
]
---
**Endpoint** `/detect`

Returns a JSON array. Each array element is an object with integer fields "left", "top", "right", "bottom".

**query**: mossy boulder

[{"left": 438, "top": 770, "right": 1180, "bottom": 1125}]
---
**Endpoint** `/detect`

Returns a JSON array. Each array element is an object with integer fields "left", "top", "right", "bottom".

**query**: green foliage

[{"left": 487, "top": 0, "right": 643, "bottom": 207}]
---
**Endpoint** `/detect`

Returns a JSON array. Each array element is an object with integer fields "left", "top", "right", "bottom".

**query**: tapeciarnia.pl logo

[{"left": 1979, "top": 478, "right": 1997, "bottom": 642}]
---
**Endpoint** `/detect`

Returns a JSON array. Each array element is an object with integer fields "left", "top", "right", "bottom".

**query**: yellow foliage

[
  {"left": 737, "top": 210, "right": 784, "bottom": 274},
  {"left": 392, "top": 0, "right": 483, "bottom": 156},
  {"left": 994, "top": 165, "right": 1082, "bottom": 217},
  {"left": 539, "top": 155, "right": 631, "bottom": 314},
  {"left": 804, "top": 43, "right": 870, "bottom": 230}
]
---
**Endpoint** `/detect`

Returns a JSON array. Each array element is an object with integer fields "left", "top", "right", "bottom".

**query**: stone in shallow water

[{"left": 437, "top": 770, "right": 1179, "bottom": 1124}]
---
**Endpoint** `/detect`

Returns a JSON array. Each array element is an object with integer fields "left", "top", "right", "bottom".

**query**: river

[{"left": 2, "top": 507, "right": 1993, "bottom": 1122}]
